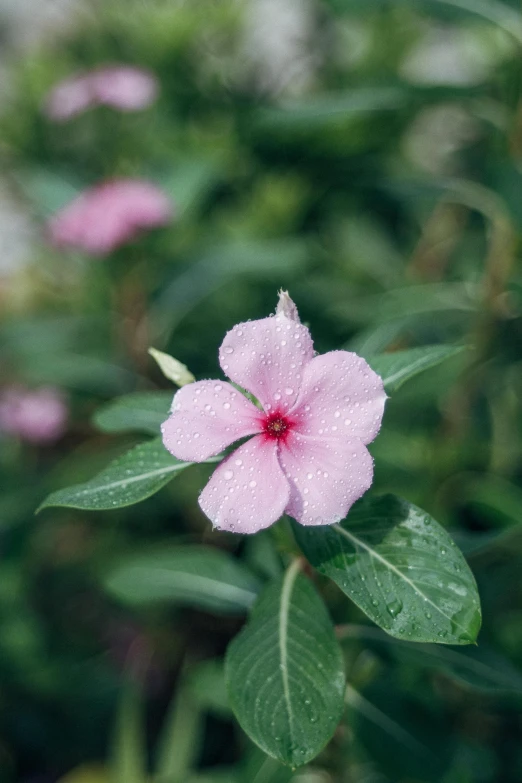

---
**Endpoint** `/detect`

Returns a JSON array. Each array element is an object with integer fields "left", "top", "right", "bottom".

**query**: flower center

[{"left": 263, "top": 412, "right": 291, "bottom": 440}]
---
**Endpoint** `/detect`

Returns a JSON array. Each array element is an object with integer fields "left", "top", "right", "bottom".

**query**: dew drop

[
  {"left": 224, "top": 470, "right": 234, "bottom": 480},
  {"left": 386, "top": 598, "right": 403, "bottom": 618}
]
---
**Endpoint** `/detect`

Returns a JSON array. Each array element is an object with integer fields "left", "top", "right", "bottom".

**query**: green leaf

[
  {"left": 254, "top": 87, "right": 408, "bottom": 131},
  {"left": 340, "top": 626, "right": 522, "bottom": 695},
  {"left": 24, "top": 352, "right": 139, "bottom": 395},
  {"left": 225, "top": 561, "right": 346, "bottom": 767},
  {"left": 93, "top": 392, "right": 173, "bottom": 435},
  {"left": 293, "top": 495, "right": 481, "bottom": 645},
  {"left": 148, "top": 347, "right": 195, "bottom": 387},
  {"left": 17, "top": 167, "right": 82, "bottom": 217},
  {"left": 329, "top": 0, "right": 522, "bottom": 46},
  {"left": 344, "top": 683, "right": 430, "bottom": 757},
  {"left": 38, "top": 438, "right": 202, "bottom": 512},
  {"left": 158, "top": 156, "right": 222, "bottom": 219},
  {"left": 152, "top": 239, "right": 307, "bottom": 339},
  {"left": 111, "top": 682, "right": 147, "bottom": 783},
  {"left": 367, "top": 345, "right": 468, "bottom": 393},
  {"left": 155, "top": 681, "right": 202, "bottom": 783},
  {"left": 104, "top": 545, "right": 261, "bottom": 614},
  {"left": 187, "top": 660, "right": 231, "bottom": 716}
]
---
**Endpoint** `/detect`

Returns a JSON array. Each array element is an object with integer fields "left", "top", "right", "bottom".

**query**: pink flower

[
  {"left": 48, "top": 179, "right": 172, "bottom": 256},
  {"left": 161, "top": 293, "right": 386, "bottom": 534},
  {"left": 44, "top": 66, "right": 158, "bottom": 121},
  {"left": 0, "top": 386, "right": 68, "bottom": 444}
]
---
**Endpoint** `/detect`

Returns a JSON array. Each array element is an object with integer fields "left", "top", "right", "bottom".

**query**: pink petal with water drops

[
  {"left": 161, "top": 380, "right": 263, "bottom": 463},
  {"left": 218, "top": 316, "right": 314, "bottom": 414},
  {"left": 279, "top": 431, "right": 374, "bottom": 526},
  {"left": 290, "top": 350, "right": 386, "bottom": 446},
  {"left": 199, "top": 435, "right": 290, "bottom": 534}
]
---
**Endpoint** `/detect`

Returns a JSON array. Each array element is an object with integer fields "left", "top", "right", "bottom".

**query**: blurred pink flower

[
  {"left": 0, "top": 386, "right": 68, "bottom": 444},
  {"left": 162, "top": 293, "right": 387, "bottom": 534},
  {"left": 48, "top": 179, "right": 173, "bottom": 256},
  {"left": 45, "top": 66, "right": 158, "bottom": 121}
]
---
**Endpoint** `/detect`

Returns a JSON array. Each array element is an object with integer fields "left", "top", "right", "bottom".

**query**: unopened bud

[{"left": 276, "top": 290, "right": 300, "bottom": 322}]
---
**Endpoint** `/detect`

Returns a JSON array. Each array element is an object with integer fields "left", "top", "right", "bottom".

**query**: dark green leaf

[
  {"left": 293, "top": 495, "right": 481, "bottom": 645},
  {"left": 38, "top": 438, "right": 201, "bottom": 512},
  {"left": 367, "top": 345, "right": 468, "bottom": 393},
  {"left": 104, "top": 545, "right": 261, "bottom": 614},
  {"left": 340, "top": 625, "right": 522, "bottom": 695},
  {"left": 225, "top": 561, "right": 345, "bottom": 767},
  {"left": 93, "top": 392, "right": 173, "bottom": 435}
]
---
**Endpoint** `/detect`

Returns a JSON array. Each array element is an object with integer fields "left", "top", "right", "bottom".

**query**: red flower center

[{"left": 263, "top": 411, "right": 292, "bottom": 441}]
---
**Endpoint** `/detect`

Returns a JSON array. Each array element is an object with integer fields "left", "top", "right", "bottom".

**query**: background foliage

[{"left": 1, "top": 0, "right": 522, "bottom": 780}]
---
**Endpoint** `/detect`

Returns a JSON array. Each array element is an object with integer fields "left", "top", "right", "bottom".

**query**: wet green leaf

[
  {"left": 225, "top": 562, "right": 345, "bottom": 767},
  {"left": 38, "top": 438, "right": 203, "bottom": 511},
  {"left": 293, "top": 495, "right": 481, "bottom": 645}
]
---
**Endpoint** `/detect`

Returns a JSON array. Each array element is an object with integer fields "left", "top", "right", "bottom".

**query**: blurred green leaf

[
  {"left": 254, "top": 87, "right": 408, "bottom": 130},
  {"left": 368, "top": 344, "right": 468, "bottom": 393},
  {"left": 225, "top": 561, "right": 345, "bottom": 767},
  {"left": 38, "top": 438, "right": 202, "bottom": 511},
  {"left": 104, "top": 545, "right": 261, "bottom": 614},
  {"left": 341, "top": 625, "right": 522, "bottom": 695},
  {"left": 458, "top": 473, "right": 522, "bottom": 528},
  {"left": 93, "top": 392, "right": 173, "bottom": 435},
  {"left": 24, "top": 353, "right": 140, "bottom": 395},
  {"left": 111, "top": 682, "right": 147, "bottom": 783},
  {"left": 153, "top": 239, "right": 308, "bottom": 338},
  {"left": 158, "top": 156, "right": 222, "bottom": 218},
  {"left": 17, "top": 167, "right": 82, "bottom": 217},
  {"left": 345, "top": 683, "right": 431, "bottom": 757},
  {"left": 331, "top": 0, "right": 522, "bottom": 44},
  {"left": 155, "top": 681, "right": 203, "bottom": 783},
  {"left": 187, "top": 660, "right": 230, "bottom": 716},
  {"left": 58, "top": 766, "right": 109, "bottom": 783},
  {"left": 333, "top": 283, "right": 479, "bottom": 325},
  {"left": 293, "top": 494, "right": 482, "bottom": 645}
]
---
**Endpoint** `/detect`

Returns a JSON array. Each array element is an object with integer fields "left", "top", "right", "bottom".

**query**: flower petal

[
  {"left": 290, "top": 350, "right": 386, "bottom": 445},
  {"left": 199, "top": 435, "right": 290, "bottom": 534},
  {"left": 218, "top": 315, "right": 314, "bottom": 413},
  {"left": 279, "top": 432, "right": 373, "bottom": 526},
  {"left": 161, "top": 381, "right": 263, "bottom": 462}
]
